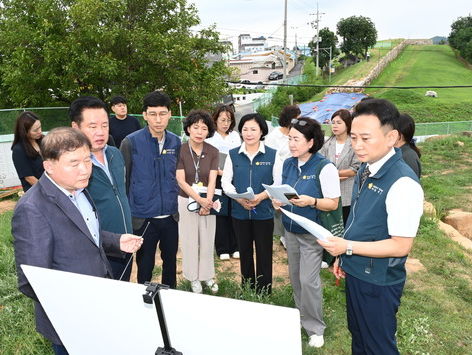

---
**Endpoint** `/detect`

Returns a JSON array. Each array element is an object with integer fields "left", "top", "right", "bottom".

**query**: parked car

[{"left": 268, "top": 71, "right": 283, "bottom": 80}]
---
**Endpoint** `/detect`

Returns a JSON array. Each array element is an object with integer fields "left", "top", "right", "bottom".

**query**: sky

[{"left": 190, "top": 0, "right": 472, "bottom": 49}]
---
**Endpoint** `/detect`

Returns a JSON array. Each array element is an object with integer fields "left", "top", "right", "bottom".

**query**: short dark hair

[
  {"left": 212, "top": 105, "right": 236, "bottom": 133},
  {"left": 290, "top": 117, "right": 325, "bottom": 153},
  {"left": 279, "top": 105, "right": 301, "bottom": 127},
  {"left": 41, "top": 127, "right": 91, "bottom": 161},
  {"left": 11, "top": 111, "right": 43, "bottom": 158},
  {"left": 352, "top": 98, "right": 400, "bottom": 131},
  {"left": 183, "top": 110, "right": 215, "bottom": 138},
  {"left": 398, "top": 113, "right": 421, "bottom": 158},
  {"left": 238, "top": 113, "right": 268, "bottom": 141},
  {"left": 331, "top": 109, "right": 353, "bottom": 134},
  {"left": 142, "top": 91, "right": 171, "bottom": 112},
  {"left": 110, "top": 95, "right": 127, "bottom": 106},
  {"left": 69, "top": 96, "right": 108, "bottom": 125}
]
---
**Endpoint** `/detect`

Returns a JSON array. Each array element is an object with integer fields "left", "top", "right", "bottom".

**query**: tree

[
  {"left": 0, "top": 0, "right": 231, "bottom": 112},
  {"left": 308, "top": 27, "right": 340, "bottom": 71},
  {"left": 449, "top": 15, "right": 472, "bottom": 63},
  {"left": 336, "top": 16, "right": 377, "bottom": 59}
]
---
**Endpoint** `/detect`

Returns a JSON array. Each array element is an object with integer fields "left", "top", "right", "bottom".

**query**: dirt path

[
  {"left": 131, "top": 239, "right": 291, "bottom": 287},
  {"left": 0, "top": 199, "right": 16, "bottom": 213}
]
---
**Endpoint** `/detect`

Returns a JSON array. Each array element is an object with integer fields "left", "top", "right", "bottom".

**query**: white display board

[
  {"left": 0, "top": 135, "right": 21, "bottom": 188},
  {"left": 22, "top": 265, "right": 302, "bottom": 355}
]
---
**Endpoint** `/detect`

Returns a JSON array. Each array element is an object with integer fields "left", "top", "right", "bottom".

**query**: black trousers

[
  {"left": 108, "top": 254, "right": 132, "bottom": 281},
  {"left": 232, "top": 218, "right": 274, "bottom": 294},
  {"left": 346, "top": 274, "right": 405, "bottom": 355},
  {"left": 134, "top": 216, "right": 178, "bottom": 288},
  {"left": 215, "top": 214, "right": 238, "bottom": 256},
  {"left": 342, "top": 206, "right": 351, "bottom": 227}
]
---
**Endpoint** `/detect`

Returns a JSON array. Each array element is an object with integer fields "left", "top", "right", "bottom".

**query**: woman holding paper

[
  {"left": 319, "top": 109, "right": 360, "bottom": 224},
  {"left": 221, "top": 113, "right": 282, "bottom": 294},
  {"left": 177, "top": 110, "right": 219, "bottom": 294},
  {"left": 272, "top": 117, "right": 340, "bottom": 348},
  {"left": 206, "top": 105, "right": 241, "bottom": 261}
]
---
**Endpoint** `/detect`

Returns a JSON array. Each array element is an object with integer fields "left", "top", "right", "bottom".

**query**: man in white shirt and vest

[{"left": 319, "top": 99, "right": 424, "bottom": 355}]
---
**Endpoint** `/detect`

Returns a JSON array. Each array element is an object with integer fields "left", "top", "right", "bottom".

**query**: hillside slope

[{"left": 365, "top": 45, "right": 472, "bottom": 122}]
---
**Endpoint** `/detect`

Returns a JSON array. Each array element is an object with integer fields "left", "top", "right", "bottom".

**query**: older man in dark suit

[{"left": 12, "top": 127, "right": 143, "bottom": 355}]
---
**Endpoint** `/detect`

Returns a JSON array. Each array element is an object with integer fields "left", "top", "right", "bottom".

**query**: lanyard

[{"left": 188, "top": 143, "right": 202, "bottom": 184}]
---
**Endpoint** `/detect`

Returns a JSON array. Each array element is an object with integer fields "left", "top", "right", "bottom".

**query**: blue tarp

[{"left": 299, "top": 93, "right": 367, "bottom": 124}]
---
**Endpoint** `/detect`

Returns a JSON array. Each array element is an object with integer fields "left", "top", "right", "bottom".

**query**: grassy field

[
  {"left": 309, "top": 39, "right": 403, "bottom": 102},
  {"left": 1, "top": 135, "right": 471, "bottom": 354},
  {"left": 365, "top": 45, "right": 472, "bottom": 122}
]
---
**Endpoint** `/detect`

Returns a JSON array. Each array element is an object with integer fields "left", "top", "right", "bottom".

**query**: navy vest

[
  {"left": 127, "top": 128, "right": 181, "bottom": 218},
  {"left": 87, "top": 146, "right": 132, "bottom": 234},
  {"left": 229, "top": 145, "right": 276, "bottom": 220},
  {"left": 281, "top": 153, "right": 327, "bottom": 234},
  {"left": 341, "top": 149, "right": 420, "bottom": 286}
]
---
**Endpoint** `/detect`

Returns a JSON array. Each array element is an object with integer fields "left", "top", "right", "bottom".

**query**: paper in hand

[
  {"left": 262, "top": 184, "right": 298, "bottom": 205},
  {"left": 280, "top": 209, "right": 332, "bottom": 242},
  {"left": 225, "top": 187, "right": 255, "bottom": 200}
]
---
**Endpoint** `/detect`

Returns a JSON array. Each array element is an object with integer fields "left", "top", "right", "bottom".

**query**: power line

[{"left": 227, "top": 81, "right": 472, "bottom": 89}]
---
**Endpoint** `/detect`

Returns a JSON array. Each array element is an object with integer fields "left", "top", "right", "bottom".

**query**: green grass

[
  {"left": 366, "top": 45, "right": 472, "bottom": 122},
  {"left": 309, "top": 39, "right": 403, "bottom": 102},
  {"left": 0, "top": 210, "right": 52, "bottom": 355},
  {"left": 420, "top": 134, "right": 472, "bottom": 217},
  {"left": 1, "top": 136, "right": 472, "bottom": 354}
]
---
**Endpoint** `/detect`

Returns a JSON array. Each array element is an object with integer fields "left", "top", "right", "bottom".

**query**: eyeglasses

[
  {"left": 146, "top": 111, "right": 170, "bottom": 119},
  {"left": 291, "top": 118, "right": 307, "bottom": 126},
  {"left": 218, "top": 118, "right": 232, "bottom": 123}
]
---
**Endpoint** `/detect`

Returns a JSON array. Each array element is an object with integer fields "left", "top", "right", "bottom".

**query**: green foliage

[
  {"left": 448, "top": 15, "right": 472, "bottom": 63},
  {"left": 308, "top": 27, "right": 340, "bottom": 70},
  {"left": 0, "top": 0, "right": 230, "bottom": 112},
  {"left": 337, "top": 16, "right": 377, "bottom": 59}
]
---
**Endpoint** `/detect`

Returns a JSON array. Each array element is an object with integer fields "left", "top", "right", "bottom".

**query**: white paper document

[
  {"left": 280, "top": 208, "right": 332, "bottom": 242},
  {"left": 262, "top": 184, "right": 299, "bottom": 205},
  {"left": 225, "top": 187, "right": 255, "bottom": 200}
]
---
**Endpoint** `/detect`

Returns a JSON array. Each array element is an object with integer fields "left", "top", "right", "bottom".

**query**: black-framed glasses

[
  {"left": 291, "top": 118, "right": 307, "bottom": 126},
  {"left": 146, "top": 111, "right": 170, "bottom": 119}
]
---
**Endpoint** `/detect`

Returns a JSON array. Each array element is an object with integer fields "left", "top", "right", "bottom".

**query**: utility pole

[
  {"left": 283, "top": 0, "right": 288, "bottom": 82},
  {"left": 309, "top": 3, "right": 325, "bottom": 77}
]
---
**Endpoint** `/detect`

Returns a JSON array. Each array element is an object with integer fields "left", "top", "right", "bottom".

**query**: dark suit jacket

[{"left": 12, "top": 174, "right": 122, "bottom": 345}]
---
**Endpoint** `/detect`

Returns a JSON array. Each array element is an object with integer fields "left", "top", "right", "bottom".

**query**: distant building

[
  {"left": 238, "top": 34, "right": 268, "bottom": 53},
  {"left": 229, "top": 49, "right": 295, "bottom": 83}
]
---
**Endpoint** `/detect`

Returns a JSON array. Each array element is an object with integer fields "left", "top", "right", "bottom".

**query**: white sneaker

[
  {"left": 219, "top": 253, "right": 230, "bottom": 260},
  {"left": 204, "top": 279, "right": 219, "bottom": 293},
  {"left": 309, "top": 334, "right": 324, "bottom": 348},
  {"left": 321, "top": 261, "right": 329, "bottom": 269},
  {"left": 231, "top": 251, "right": 240, "bottom": 259},
  {"left": 190, "top": 280, "right": 202, "bottom": 294}
]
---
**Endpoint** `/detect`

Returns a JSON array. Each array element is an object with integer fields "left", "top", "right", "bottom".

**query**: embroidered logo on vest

[{"left": 368, "top": 183, "right": 384, "bottom": 194}]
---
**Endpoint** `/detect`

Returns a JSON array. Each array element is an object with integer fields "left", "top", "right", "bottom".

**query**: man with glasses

[{"left": 120, "top": 91, "right": 181, "bottom": 288}]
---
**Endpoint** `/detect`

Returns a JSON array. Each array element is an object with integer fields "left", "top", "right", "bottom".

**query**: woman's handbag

[{"left": 314, "top": 160, "right": 345, "bottom": 265}]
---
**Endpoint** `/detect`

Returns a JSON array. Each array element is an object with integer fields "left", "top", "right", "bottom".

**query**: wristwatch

[{"left": 346, "top": 242, "right": 353, "bottom": 256}]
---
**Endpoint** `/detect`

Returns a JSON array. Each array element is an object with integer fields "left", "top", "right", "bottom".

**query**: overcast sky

[{"left": 190, "top": 0, "right": 471, "bottom": 48}]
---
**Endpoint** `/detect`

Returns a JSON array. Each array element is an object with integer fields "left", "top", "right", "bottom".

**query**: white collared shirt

[
  {"left": 91, "top": 145, "right": 113, "bottom": 183},
  {"left": 45, "top": 173, "right": 100, "bottom": 245},
  {"left": 205, "top": 130, "right": 241, "bottom": 154},
  {"left": 221, "top": 142, "right": 283, "bottom": 194},
  {"left": 365, "top": 148, "right": 424, "bottom": 238}
]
